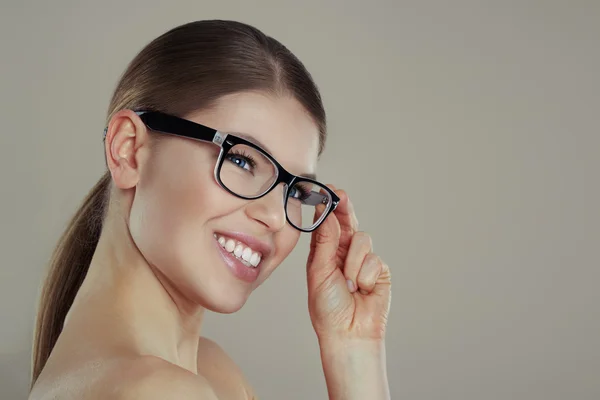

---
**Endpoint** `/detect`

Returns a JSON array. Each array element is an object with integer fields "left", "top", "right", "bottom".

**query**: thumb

[{"left": 307, "top": 206, "right": 341, "bottom": 284}]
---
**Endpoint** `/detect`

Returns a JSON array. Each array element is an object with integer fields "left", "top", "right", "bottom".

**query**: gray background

[{"left": 1, "top": 0, "right": 599, "bottom": 399}]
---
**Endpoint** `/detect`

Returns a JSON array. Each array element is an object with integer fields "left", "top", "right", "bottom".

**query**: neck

[{"left": 63, "top": 210, "right": 204, "bottom": 374}]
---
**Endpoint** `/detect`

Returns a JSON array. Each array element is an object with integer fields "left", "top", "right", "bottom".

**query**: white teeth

[
  {"left": 225, "top": 239, "right": 236, "bottom": 252},
  {"left": 215, "top": 234, "right": 263, "bottom": 268},
  {"left": 233, "top": 244, "right": 244, "bottom": 258},
  {"left": 242, "top": 247, "right": 252, "bottom": 262}
]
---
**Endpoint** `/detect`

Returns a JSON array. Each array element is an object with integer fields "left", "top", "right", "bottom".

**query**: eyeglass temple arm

[
  {"left": 136, "top": 111, "right": 226, "bottom": 145},
  {"left": 304, "top": 192, "right": 333, "bottom": 207},
  {"left": 103, "top": 111, "right": 222, "bottom": 144},
  {"left": 102, "top": 111, "right": 225, "bottom": 145}
]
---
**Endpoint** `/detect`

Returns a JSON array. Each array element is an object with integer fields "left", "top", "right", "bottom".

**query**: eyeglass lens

[{"left": 218, "top": 143, "right": 332, "bottom": 230}]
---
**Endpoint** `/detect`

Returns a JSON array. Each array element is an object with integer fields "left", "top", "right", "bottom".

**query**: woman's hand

[
  {"left": 306, "top": 185, "right": 391, "bottom": 343},
  {"left": 306, "top": 186, "right": 392, "bottom": 400}
]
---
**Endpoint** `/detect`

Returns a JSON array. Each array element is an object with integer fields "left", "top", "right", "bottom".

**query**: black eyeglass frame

[{"left": 104, "top": 110, "right": 339, "bottom": 232}]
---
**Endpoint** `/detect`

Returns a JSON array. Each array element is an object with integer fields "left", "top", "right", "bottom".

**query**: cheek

[
  {"left": 255, "top": 227, "right": 300, "bottom": 286},
  {"left": 271, "top": 227, "right": 301, "bottom": 267},
  {"left": 128, "top": 142, "right": 231, "bottom": 271}
]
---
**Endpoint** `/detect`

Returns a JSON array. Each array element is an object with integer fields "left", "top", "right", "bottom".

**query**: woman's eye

[
  {"left": 289, "top": 186, "right": 309, "bottom": 200},
  {"left": 228, "top": 155, "right": 251, "bottom": 170}
]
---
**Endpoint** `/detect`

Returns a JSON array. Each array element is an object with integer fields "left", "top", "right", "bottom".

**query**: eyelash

[
  {"left": 228, "top": 149, "right": 257, "bottom": 169},
  {"left": 293, "top": 185, "right": 311, "bottom": 200}
]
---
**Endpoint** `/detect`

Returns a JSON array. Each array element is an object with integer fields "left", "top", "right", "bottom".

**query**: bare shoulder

[
  {"left": 102, "top": 356, "right": 219, "bottom": 400},
  {"left": 31, "top": 343, "right": 254, "bottom": 400},
  {"left": 196, "top": 337, "right": 256, "bottom": 400}
]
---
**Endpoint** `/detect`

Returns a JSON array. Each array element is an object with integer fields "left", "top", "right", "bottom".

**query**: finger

[
  {"left": 356, "top": 253, "right": 383, "bottom": 295},
  {"left": 372, "top": 258, "right": 392, "bottom": 314},
  {"left": 331, "top": 188, "right": 359, "bottom": 236},
  {"left": 342, "top": 232, "right": 373, "bottom": 292},
  {"left": 373, "top": 257, "right": 391, "bottom": 299},
  {"left": 307, "top": 206, "right": 341, "bottom": 281}
]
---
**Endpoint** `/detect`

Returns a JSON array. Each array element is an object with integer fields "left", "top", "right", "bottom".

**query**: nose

[{"left": 244, "top": 183, "right": 287, "bottom": 232}]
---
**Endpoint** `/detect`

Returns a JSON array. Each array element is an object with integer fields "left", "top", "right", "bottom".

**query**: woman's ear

[{"left": 104, "top": 109, "right": 151, "bottom": 189}]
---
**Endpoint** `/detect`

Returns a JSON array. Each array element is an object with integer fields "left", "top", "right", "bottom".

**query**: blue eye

[
  {"left": 225, "top": 151, "right": 256, "bottom": 172},
  {"left": 229, "top": 155, "right": 249, "bottom": 169}
]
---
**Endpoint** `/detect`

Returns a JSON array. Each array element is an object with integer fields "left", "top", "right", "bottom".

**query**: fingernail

[
  {"left": 346, "top": 279, "right": 356, "bottom": 292},
  {"left": 359, "top": 289, "right": 369, "bottom": 295}
]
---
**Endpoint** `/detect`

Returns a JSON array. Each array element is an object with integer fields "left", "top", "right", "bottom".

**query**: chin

[
  {"left": 175, "top": 230, "right": 270, "bottom": 313},
  {"left": 200, "top": 288, "right": 251, "bottom": 314}
]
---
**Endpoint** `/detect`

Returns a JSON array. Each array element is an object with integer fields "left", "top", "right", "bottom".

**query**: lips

[
  {"left": 212, "top": 230, "right": 273, "bottom": 283},
  {"left": 213, "top": 231, "right": 272, "bottom": 259},
  {"left": 215, "top": 233, "right": 262, "bottom": 267}
]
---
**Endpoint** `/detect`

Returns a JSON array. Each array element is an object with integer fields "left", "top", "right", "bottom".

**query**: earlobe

[{"left": 104, "top": 110, "right": 148, "bottom": 190}]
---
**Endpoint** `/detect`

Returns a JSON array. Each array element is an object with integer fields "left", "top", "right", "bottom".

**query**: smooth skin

[{"left": 29, "top": 91, "right": 391, "bottom": 400}]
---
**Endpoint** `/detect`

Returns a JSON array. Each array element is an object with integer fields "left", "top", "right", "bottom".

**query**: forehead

[{"left": 186, "top": 92, "right": 320, "bottom": 176}]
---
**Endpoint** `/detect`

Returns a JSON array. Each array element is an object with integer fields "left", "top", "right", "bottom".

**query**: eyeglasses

[{"left": 104, "top": 111, "right": 339, "bottom": 232}]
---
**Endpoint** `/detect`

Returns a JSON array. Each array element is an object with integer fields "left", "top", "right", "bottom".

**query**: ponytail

[{"left": 30, "top": 172, "right": 111, "bottom": 385}]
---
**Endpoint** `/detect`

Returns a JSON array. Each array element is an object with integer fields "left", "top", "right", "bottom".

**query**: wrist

[
  {"left": 318, "top": 336, "right": 385, "bottom": 356},
  {"left": 318, "top": 337, "right": 390, "bottom": 400}
]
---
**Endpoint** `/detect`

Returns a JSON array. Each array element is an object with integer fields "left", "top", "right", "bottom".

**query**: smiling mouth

[{"left": 213, "top": 233, "right": 263, "bottom": 268}]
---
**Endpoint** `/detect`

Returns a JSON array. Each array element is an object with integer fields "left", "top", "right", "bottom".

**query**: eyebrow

[{"left": 227, "top": 131, "right": 317, "bottom": 181}]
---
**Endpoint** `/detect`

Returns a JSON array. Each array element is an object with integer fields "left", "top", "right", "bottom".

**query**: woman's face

[{"left": 128, "top": 92, "right": 321, "bottom": 313}]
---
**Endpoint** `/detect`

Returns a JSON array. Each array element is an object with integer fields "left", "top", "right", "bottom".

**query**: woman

[{"left": 29, "top": 20, "right": 391, "bottom": 399}]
